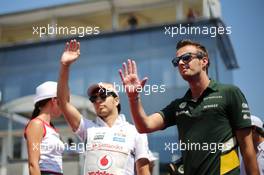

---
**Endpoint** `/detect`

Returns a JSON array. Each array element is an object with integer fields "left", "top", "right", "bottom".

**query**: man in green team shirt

[{"left": 118, "top": 39, "right": 259, "bottom": 175}]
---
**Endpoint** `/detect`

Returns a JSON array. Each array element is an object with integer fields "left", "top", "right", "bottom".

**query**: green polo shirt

[{"left": 159, "top": 80, "right": 251, "bottom": 175}]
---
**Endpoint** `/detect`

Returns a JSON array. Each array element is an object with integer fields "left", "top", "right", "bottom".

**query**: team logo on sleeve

[
  {"left": 97, "top": 154, "right": 112, "bottom": 170},
  {"left": 243, "top": 114, "right": 250, "bottom": 120},
  {"left": 179, "top": 102, "right": 187, "bottom": 109},
  {"left": 242, "top": 103, "right": 248, "bottom": 109}
]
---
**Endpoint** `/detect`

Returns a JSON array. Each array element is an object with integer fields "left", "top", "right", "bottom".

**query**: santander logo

[{"left": 97, "top": 155, "right": 112, "bottom": 170}]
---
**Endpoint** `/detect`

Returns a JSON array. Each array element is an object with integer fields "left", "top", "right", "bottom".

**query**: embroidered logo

[
  {"left": 113, "top": 137, "right": 125, "bottom": 142},
  {"left": 175, "top": 110, "right": 191, "bottom": 116},
  {"left": 179, "top": 102, "right": 187, "bottom": 109},
  {"left": 242, "top": 103, "right": 248, "bottom": 109},
  {"left": 203, "top": 104, "right": 218, "bottom": 109},
  {"left": 243, "top": 114, "right": 251, "bottom": 120},
  {"left": 97, "top": 154, "right": 112, "bottom": 170},
  {"left": 94, "top": 134, "right": 105, "bottom": 140}
]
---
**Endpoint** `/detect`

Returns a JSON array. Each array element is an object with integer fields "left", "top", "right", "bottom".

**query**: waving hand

[
  {"left": 119, "top": 59, "right": 148, "bottom": 98},
  {"left": 61, "top": 39, "right": 80, "bottom": 66}
]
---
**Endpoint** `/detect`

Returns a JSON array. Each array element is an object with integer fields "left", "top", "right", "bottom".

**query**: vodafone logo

[{"left": 97, "top": 155, "right": 112, "bottom": 170}]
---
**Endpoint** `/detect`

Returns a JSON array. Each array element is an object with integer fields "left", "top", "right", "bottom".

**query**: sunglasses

[
  {"left": 172, "top": 52, "right": 205, "bottom": 67},
  {"left": 89, "top": 90, "right": 117, "bottom": 103}
]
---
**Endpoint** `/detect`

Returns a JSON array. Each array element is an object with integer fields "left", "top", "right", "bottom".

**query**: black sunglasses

[
  {"left": 172, "top": 52, "right": 205, "bottom": 67},
  {"left": 89, "top": 90, "right": 117, "bottom": 103}
]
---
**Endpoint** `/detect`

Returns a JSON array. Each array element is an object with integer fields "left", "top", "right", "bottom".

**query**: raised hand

[
  {"left": 119, "top": 59, "right": 148, "bottom": 98},
  {"left": 61, "top": 39, "right": 80, "bottom": 66}
]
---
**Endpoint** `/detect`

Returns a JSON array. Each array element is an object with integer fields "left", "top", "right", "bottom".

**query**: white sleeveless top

[{"left": 26, "top": 118, "right": 65, "bottom": 174}]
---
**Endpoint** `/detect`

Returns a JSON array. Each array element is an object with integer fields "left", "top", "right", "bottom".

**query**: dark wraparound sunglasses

[
  {"left": 89, "top": 90, "right": 117, "bottom": 103},
  {"left": 172, "top": 52, "right": 205, "bottom": 67}
]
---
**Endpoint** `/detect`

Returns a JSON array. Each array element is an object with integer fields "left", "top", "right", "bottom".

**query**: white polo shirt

[
  {"left": 257, "top": 141, "right": 264, "bottom": 175},
  {"left": 240, "top": 141, "right": 264, "bottom": 175},
  {"left": 75, "top": 114, "right": 150, "bottom": 175}
]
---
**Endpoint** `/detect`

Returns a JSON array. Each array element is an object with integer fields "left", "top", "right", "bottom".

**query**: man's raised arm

[
  {"left": 119, "top": 59, "right": 165, "bottom": 133},
  {"left": 57, "top": 39, "right": 82, "bottom": 131}
]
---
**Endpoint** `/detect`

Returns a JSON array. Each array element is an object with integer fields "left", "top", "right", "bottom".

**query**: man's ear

[
  {"left": 114, "top": 96, "right": 120, "bottom": 106},
  {"left": 201, "top": 57, "right": 209, "bottom": 69}
]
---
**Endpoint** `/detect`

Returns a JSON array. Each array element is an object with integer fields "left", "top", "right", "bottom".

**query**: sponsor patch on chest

[{"left": 203, "top": 104, "right": 218, "bottom": 109}]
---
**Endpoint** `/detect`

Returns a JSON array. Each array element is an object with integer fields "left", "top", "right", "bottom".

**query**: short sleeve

[
  {"left": 158, "top": 100, "right": 178, "bottom": 129},
  {"left": 134, "top": 133, "right": 150, "bottom": 162},
  {"left": 75, "top": 116, "right": 94, "bottom": 141},
  {"left": 257, "top": 149, "right": 264, "bottom": 175},
  {"left": 227, "top": 86, "right": 251, "bottom": 129}
]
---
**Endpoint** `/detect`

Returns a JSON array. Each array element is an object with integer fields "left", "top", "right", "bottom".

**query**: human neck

[
  {"left": 38, "top": 111, "right": 51, "bottom": 124},
  {"left": 188, "top": 74, "right": 210, "bottom": 100},
  {"left": 100, "top": 112, "right": 119, "bottom": 127}
]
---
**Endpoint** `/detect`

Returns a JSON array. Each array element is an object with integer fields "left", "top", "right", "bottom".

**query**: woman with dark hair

[{"left": 25, "top": 81, "right": 64, "bottom": 175}]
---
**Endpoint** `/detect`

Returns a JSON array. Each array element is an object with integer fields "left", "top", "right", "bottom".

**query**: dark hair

[
  {"left": 117, "top": 104, "right": 121, "bottom": 114},
  {"left": 176, "top": 39, "right": 210, "bottom": 73},
  {"left": 31, "top": 98, "right": 55, "bottom": 128},
  {"left": 111, "top": 92, "right": 121, "bottom": 114}
]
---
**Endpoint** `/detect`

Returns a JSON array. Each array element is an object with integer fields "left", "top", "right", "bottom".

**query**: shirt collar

[
  {"left": 95, "top": 114, "right": 126, "bottom": 127},
  {"left": 183, "top": 79, "right": 218, "bottom": 101},
  {"left": 257, "top": 141, "right": 264, "bottom": 152},
  {"left": 207, "top": 79, "right": 218, "bottom": 91}
]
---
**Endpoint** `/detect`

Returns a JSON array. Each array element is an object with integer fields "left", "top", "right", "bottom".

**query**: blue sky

[
  {"left": 0, "top": 0, "right": 263, "bottom": 119},
  {"left": 221, "top": 0, "right": 264, "bottom": 119}
]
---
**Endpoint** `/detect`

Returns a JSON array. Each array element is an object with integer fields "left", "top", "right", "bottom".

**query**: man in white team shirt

[
  {"left": 57, "top": 39, "right": 151, "bottom": 175},
  {"left": 240, "top": 115, "right": 264, "bottom": 175}
]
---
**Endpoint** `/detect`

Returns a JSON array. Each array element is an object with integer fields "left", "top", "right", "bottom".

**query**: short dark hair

[
  {"left": 31, "top": 98, "right": 51, "bottom": 119},
  {"left": 117, "top": 104, "right": 121, "bottom": 114},
  {"left": 176, "top": 39, "right": 210, "bottom": 73}
]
